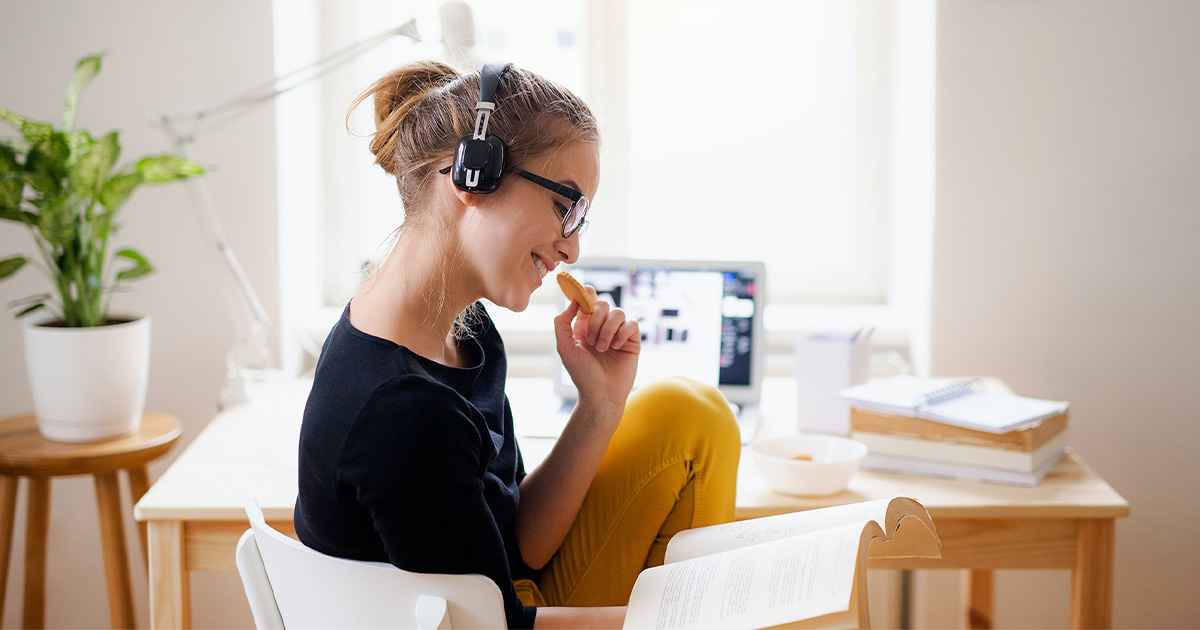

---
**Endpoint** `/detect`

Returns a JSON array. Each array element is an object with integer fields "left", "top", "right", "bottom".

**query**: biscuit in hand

[{"left": 556, "top": 271, "right": 594, "bottom": 314}]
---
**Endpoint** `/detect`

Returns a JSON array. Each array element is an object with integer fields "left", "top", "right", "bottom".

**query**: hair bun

[{"left": 350, "top": 61, "right": 460, "bottom": 176}]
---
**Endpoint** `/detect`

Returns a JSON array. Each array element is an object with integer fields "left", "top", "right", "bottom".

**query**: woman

[{"left": 294, "top": 61, "right": 741, "bottom": 629}]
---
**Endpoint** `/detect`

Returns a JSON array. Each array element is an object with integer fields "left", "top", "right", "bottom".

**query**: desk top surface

[{"left": 134, "top": 377, "right": 1129, "bottom": 523}]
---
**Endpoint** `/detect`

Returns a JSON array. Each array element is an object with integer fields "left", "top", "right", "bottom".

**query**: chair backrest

[
  {"left": 236, "top": 528, "right": 287, "bottom": 629},
  {"left": 235, "top": 499, "right": 507, "bottom": 629}
]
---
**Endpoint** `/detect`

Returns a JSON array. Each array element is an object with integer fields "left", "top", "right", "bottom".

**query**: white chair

[{"left": 235, "top": 498, "right": 507, "bottom": 629}]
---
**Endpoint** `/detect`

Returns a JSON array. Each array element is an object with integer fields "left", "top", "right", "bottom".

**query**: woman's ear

[
  {"left": 450, "top": 185, "right": 485, "bottom": 209},
  {"left": 436, "top": 171, "right": 485, "bottom": 209}
]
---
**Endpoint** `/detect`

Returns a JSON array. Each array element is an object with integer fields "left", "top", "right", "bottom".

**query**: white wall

[
  {"left": 0, "top": 2, "right": 275, "bottom": 627},
  {"left": 926, "top": 1, "right": 1200, "bottom": 628}
]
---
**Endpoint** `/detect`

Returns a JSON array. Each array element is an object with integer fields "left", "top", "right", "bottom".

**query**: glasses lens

[{"left": 563, "top": 195, "right": 589, "bottom": 237}]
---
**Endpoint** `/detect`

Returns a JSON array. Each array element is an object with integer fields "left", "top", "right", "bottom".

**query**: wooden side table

[{"left": 0, "top": 412, "right": 181, "bottom": 629}]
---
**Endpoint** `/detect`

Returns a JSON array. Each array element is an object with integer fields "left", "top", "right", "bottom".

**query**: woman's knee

[{"left": 622, "top": 377, "right": 741, "bottom": 452}]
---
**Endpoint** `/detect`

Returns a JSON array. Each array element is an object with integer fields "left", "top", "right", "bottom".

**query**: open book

[{"left": 623, "top": 497, "right": 941, "bottom": 630}]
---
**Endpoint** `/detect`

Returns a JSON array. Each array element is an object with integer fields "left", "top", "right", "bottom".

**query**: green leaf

[
  {"left": 37, "top": 193, "right": 80, "bottom": 245},
  {"left": 0, "top": 143, "right": 23, "bottom": 210},
  {"left": 25, "top": 133, "right": 71, "bottom": 195},
  {"left": 15, "top": 302, "right": 46, "bottom": 318},
  {"left": 0, "top": 106, "right": 53, "bottom": 147},
  {"left": 63, "top": 54, "right": 103, "bottom": 130},
  {"left": 69, "top": 130, "right": 119, "bottom": 199},
  {"left": 0, "top": 256, "right": 27, "bottom": 279},
  {"left": 0, "top": 202, "right": 39, "bottom": 226},
  {"left": 114, "top": 248, "right": 154, "bottom": 281},
  {"left": 91, "top": 209, "right": 116, "bottom": 244},
  {"left": 99, "top": 171, "right": 142, "bottom": 210},
  {"left": 7, "top": 293, "right": 50, "bottom": 308},
  {"left": 135, "top": 154, "right": 204, "bottom": 184},
  {"left": 65, "top": 129, "right": 95, "bottom": 165}
]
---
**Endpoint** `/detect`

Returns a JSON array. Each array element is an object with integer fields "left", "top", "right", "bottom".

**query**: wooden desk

[{"left": 135, "top": 378, "right": 1128, "bottom": 629}]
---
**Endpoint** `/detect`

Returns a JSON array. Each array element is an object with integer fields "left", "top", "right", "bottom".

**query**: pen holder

[{"left": 794, "top": 333, "right": 870, "bottom": 435}]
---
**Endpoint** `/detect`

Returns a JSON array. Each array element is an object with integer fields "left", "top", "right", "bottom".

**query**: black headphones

[{"left": 447, "top": 62, "right": 513, "bottom": 193}]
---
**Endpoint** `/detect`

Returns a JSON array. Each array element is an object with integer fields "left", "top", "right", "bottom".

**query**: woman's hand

[{"left": 553, "top": 286, "right": 640, "bottom": 418}]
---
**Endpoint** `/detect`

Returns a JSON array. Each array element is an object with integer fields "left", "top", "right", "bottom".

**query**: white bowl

[{"left": 750, "top": 434, "right": 868, "bottom": 497}]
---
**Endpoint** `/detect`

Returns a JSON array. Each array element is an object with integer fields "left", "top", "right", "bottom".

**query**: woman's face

[{"left": 457, "top": 140, "right": 600, "bottom": 312}]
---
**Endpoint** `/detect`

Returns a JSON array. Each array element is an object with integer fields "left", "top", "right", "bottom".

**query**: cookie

[{"left": 556, "top": 271, "right": 594, "bottom": 314}]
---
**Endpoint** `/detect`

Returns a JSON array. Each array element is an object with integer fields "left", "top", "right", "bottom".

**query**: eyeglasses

[
  {"left": 512, "top": 168, "right": 589, "bottom": 238},
  {"left": 438, "top": 164, "right": 589, "bottom": 238}
]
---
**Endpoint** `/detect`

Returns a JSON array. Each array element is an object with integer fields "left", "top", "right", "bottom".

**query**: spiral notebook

[{"left": 839, "top": 376, "right": 1068, "bottom": 434}]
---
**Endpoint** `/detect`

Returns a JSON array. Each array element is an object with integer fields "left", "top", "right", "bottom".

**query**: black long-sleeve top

[{"left": 294, "top": 303, "right": 538, "bottom": 628}]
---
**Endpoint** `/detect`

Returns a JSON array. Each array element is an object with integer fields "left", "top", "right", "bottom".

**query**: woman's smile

[{"left": 533, "top": 254, "right": 553, "bottom": 280}]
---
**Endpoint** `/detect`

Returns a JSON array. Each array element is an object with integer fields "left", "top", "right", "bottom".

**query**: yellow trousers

[{"left": 515, "top": 376, "right": 742, "bottom": 607}]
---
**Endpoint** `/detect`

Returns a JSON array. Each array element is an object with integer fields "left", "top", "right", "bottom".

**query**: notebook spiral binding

[{"left": 913, "top": 377, "right": 985, "bottom": 408}]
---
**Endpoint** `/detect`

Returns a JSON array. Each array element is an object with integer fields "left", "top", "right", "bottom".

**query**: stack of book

[{"left": 840, "top": 376, "right": 1069, "bottom": 486}]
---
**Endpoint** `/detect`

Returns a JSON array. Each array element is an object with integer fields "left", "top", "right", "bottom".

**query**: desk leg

[
  {"left": 1071, "top": 519, "right": 1115, "bottom": 629},
  {"left": 965, "top": 569, "right": 994, "bottom": 629},
  {"left": 96, "top": 472, "right": 136, "bottom": 628},
  {"left": 0, "top": 475, "right": 17, "bottom": 622},
  {"left": 148, "top": 520, "right": 190, "bottom": 629},
  {"left": 24, "top": 476, "right": 50, "bottom": 629}
]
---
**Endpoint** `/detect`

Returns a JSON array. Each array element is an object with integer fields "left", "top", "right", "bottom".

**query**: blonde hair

[{"left": 348, "top": 61, "right": 599, "bottom": 336}]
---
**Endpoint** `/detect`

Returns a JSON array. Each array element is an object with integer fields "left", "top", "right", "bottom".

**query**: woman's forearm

[{"left": 515, "top": 398, "right": 623, "bottom": 569}]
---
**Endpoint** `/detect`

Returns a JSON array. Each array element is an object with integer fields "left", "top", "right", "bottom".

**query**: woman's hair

[
  {"left": 348, "top": 60, "right": 599, "bottom": 214},
  {"left": 347, "top": 61, "right": 598, "bottom": 337}
]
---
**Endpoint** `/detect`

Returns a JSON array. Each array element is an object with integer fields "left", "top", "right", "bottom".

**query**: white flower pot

[{"left": 22, "top": 314, "right": 151, "bottom": 442}]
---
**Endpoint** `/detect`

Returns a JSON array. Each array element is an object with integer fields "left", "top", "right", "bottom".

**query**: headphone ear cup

[
  {"left": 451, "top": 134, "right": 507, "bottom": 193},
  {"left": 480, "top": 135, "right": 506, "bottom": 190}
]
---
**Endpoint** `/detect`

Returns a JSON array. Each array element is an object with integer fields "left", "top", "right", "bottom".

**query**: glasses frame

[
  {"left": 512, "top": 168, "right": 590, "bottom": 238},
  {"left": 437, "top": 164, "right": 590, "bottom": 238}
]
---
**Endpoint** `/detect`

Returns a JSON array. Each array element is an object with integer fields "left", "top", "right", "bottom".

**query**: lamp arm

[
  {"left": 204, "top": 20, "right": 420, "bottom": 120},
  {"left": 181, "top": 19, "right": 421, "bottom": 137}
]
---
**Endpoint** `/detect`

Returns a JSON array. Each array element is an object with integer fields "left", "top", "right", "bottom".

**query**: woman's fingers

[
  {"left": 611, "top": 320, "right": 640, "bottom": 352},
  {"left": 585, "top": 300, "right": 610, "bottom": 345},
  {"left": 562, "top": 285, "right": 638, "bottom": 353},
  {"left": 593, "top": 308, "right": 626, "bottom": 352},
  {"left": 554, "top": 298, "right": 581, "bottom": 352},
  {"left": 574, "top": 286, "right": 602, "bottom": 342}
]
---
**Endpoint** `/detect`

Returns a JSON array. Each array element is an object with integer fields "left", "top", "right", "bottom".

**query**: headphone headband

[
  {"left": 479, "top": 63, "right": 511, "bottom": 107},
  {"left": 472, "top": 62, "right": 512, "bottom": 140}
]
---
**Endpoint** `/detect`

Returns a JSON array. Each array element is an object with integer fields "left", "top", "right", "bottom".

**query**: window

[
  {"left": 274, "top": 0, "right": 934, "bottom": 376},
  {"left": 621, "top": 1, "right": 890, "bottom": 305}
]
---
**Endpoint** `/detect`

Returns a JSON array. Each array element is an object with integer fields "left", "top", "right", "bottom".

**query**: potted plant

[{"left": 0, "top": 54, "right": 204, "bottom": 442}]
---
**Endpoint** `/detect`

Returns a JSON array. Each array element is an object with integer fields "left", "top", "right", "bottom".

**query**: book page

[
  {"left": 839, "top": 376, "right": 959, "bottom": 416},
  {"left": 922, "top": 391, "right": 1068, "bottom": 433},
  {"left": 625, "top": 523, "right": 866, "bottom": 630},
  {"left": 664, "top": 499, "right": 894, "bottom": 564},
  {"left": 875, "top": 497, "right": 942, "bottom": 559}
]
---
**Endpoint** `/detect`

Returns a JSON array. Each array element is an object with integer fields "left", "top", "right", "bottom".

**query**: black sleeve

[
  {"left": 340, "top": 376, "right": 536, "bottom": 629},
  {"left": 511, "top": 397, "right": 528, "bottom": 486}
]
